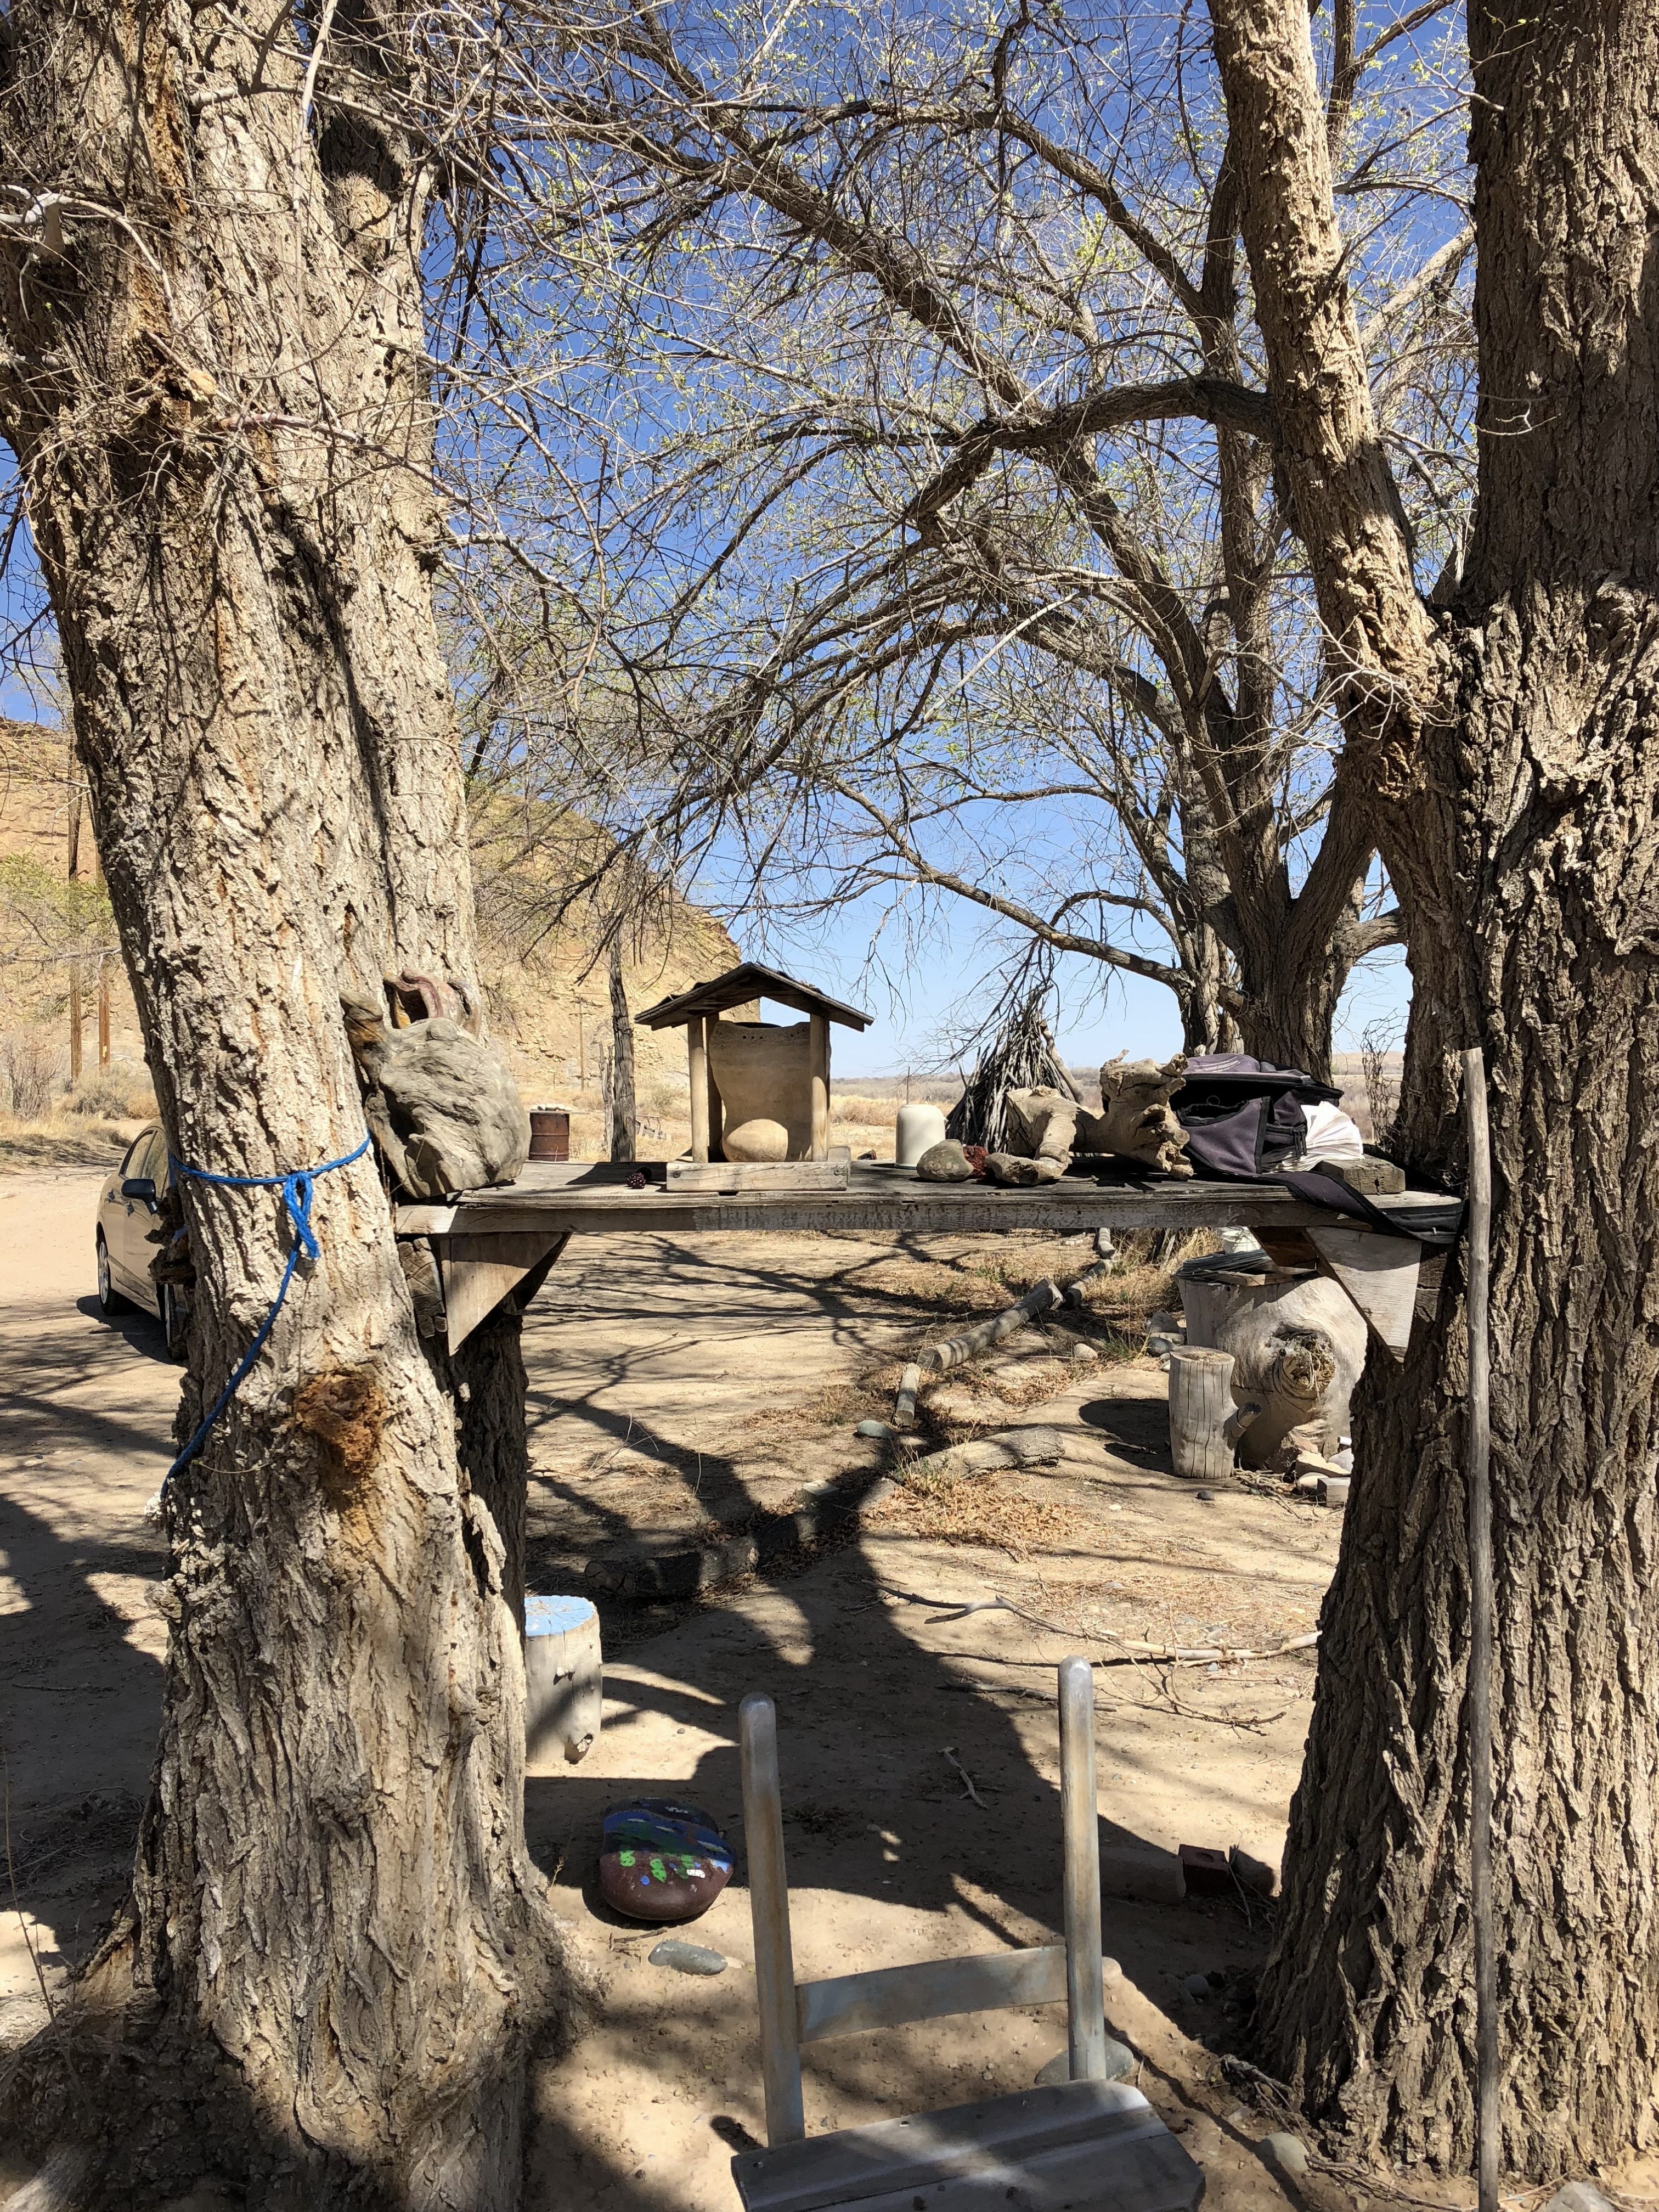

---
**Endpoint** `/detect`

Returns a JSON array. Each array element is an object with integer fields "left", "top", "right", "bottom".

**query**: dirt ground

[{"left": 3, "top": 1166, "right": 1359, "bottom": 2211}]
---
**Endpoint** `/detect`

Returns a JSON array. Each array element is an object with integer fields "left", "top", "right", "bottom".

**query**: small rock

[
  {"left": 1262, "top": 2132, "right": 1310, "bottom": 2177},
  {"left": 915, "top": 1139, "right": 974, "bottom": 1181},
  {"left": 1180, "top": 1972, "right": 1211, "bottom": 2001},
  {"left": 1193, "top": 1488, "right": 1215, "bottom": 1503},
  {"left": 1035, "top": 2036, "right": 1135, "bottom": 2087},
  {"left": 648, "top": 1939, "right": 728, "bottom": 1976},
  {"left": 855, "top": 1420, "right": 895, "bottom": 1441},
  {"left": 1545, "top": 2188, "right": 1616, "bottom": 2212},
  {"left": 1229, "top": 1844, "right": 1279, "bottom": 1899}
]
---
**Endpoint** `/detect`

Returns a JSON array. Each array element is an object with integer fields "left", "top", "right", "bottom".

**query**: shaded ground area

[{"left": 4, "top": 1168, "right": 1346, "bottom": 2212}]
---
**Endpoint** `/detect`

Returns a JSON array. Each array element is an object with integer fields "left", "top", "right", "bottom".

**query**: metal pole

[
  {"left": 1059, "top": 1657, "right": 1106, "bottom": 2080},
  {"left": 739, "top": 1692, "right": 806, "bottom": 2146},
  {"left": 1462, "top": 1045, "right": 1498, "bottom": 2212}
]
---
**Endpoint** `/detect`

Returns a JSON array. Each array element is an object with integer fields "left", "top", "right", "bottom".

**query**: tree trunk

[
  {"left": 606, "top": 931, "right": 637, "bottom": 1162},
  {"left": 1209, "top": 0, "right": 1659, "bottom": 2174},
  {"left": 0, "top": 0, "right": 565, "bottom": 2194}
]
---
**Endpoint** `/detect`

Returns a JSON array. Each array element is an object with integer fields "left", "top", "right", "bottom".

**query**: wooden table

[{"left": 395, "top": 1162, "right": 1455, "bottom": 1356}]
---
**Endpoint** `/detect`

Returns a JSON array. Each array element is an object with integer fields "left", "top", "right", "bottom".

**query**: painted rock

[{"left": 599, "top": 1799, "right": 733, "bottom": 1924}]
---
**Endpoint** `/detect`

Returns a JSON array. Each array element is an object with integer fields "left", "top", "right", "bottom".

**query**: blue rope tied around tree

[{"left": 161, "top": 1133, "right": 373, "bottom": 1485}]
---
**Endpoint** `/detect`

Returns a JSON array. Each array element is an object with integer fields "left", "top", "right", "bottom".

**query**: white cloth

[{"left": 1299, "top": 1100, "right": 1366, "bottom": 1163}]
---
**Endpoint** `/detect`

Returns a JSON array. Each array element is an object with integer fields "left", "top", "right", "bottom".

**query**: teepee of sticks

[{"left": 945, "top": 995, "right": 1082, "bottom": 1152}]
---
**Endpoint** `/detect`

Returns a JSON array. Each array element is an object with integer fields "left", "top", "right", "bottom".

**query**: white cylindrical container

[
  {"left": 524, "top": 1594, "right": 603, "bottom": 1769},
  {"left": 895, "top": 1101, "right": 947, "bottom": 1167}
]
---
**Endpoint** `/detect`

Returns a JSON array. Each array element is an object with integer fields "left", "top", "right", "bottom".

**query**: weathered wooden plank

[
  {"left": 741, "top": 1694, "right": 806, "bottom": 2147},
  {"left": 730, "top": 2080, "right": 1204, "bottom": 2212},
  {"left": 809, "top": 1011, "right": 831, "bottom": 1161},
  {"left": 437, "top": 1231, "right": 566, "bottom": 1351},
  {"left": 397, "top": 1178, "right": 1440, "bottom": 1241},
  {"left": 667, "top": 1153, "right": 851, "bottom": 1194},
  {"left": 1059, "top": 1658, "right": 1107, "bottom": 2082},
  {"left": 688, "top": 1015, "right": 710, "bottom": 1163},
  {"left": 1307, "top": 1223, "right": 1422, "bottom": 1361},
  {"left": 796, "top": 1945, "right": 1069, "bottom": 2043}
]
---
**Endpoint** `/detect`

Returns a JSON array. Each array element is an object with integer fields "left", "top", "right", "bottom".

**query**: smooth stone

[
  {"left": 648, "top": 1939, "right": 728, "bottom": 1976},
  {"left": 1035, "top": 2036, "right": 1135, "bottom": 2088},
  {"left": 1545, "top": 2189, "right": 1616, "bottom": 2212},
  {"left": 1180, "top": 1972, "right": 1211, "bottom": 2000},
  {"left": 916, "top": 1139, "right": 974, "bottom": 1182},
  {"left": 1262, "top": 2133, "right": 1310, "bottom": 2177},
  {"left": 855, "top": 1420, "right": 895, "bottom": 1441}
]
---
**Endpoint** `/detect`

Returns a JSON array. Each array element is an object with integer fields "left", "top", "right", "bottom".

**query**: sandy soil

[{"left": 2, "top": 1166, "right": 1350, "bottom": 2212}]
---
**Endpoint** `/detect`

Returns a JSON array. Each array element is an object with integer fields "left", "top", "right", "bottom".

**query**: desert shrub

[
  {"left": 1, "top": 1029, "right": 64, "bottom": 1119},
  {"left": 69, "top": 1063, "right": 156, "bottom": 1118}
]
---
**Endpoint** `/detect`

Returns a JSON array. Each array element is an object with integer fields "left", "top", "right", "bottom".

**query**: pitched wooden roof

[{"left": 634, "top": 961, "right": 871, "bottom": 1031}]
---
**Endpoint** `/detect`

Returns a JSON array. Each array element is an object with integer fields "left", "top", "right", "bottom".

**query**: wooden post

[
  {"left": 1167, "top": 1347, "right": 1237, "bottom": 1481},
  {"left": 1059, "top": 1657, "right": 1107, "bottom": 2081},
  {"left": 97, "top": 969, "right": 110, "bottom": 1068},
  {"left": 69, "top": 967, "right": 82, "bottom": 1085},
  {"left": 687, "top": 1015, "right": 709, "bottom": 1163},
  {"left": 808, "top": 1011, "right": 830, "bottom": 1162},
  {"left": 740, "top": 1692, "right": 806, "bottom": 2147},
  {"left": 708, "top": 1040, "right": 725, "bottom": 1163},
  {"left": 1463, "top": 1045, "right": 1498, "bottom": 2212}
]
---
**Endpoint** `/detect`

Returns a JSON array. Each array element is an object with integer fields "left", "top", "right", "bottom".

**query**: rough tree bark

[
  {"left": 606, "top": 931, "right": 637, "bottom": 1162},
  {"left": 0, "top": 0, "right": 566, "bottom": 2198},
  {"left": 1209, "top": 0, "right": 1659, "bottom": 2175}
]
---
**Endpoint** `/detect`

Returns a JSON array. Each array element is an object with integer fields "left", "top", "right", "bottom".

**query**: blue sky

[{"left": 724, "top": 888, "right": 1412, "bottom": 1080}]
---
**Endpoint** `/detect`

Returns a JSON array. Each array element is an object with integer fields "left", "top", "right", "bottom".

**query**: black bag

[{"left": 1175, "top": 1055, "right": 1342, "bottom": 1179}]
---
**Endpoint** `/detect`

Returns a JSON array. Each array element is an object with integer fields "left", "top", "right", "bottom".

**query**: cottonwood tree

[
  {"left": 0, "top": 0, "right": 569, "bottom": 2196},
  {"left": 1204, "top": 0, "right": 1659, "bottom": 2174},
  {"left": 466, "top": 0, "right": 1471, "bottom": 1072}
]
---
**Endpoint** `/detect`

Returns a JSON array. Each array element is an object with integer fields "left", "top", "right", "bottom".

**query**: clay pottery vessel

[{"left": 707, "top": 1020, "right": 811, "bottom": 1160}]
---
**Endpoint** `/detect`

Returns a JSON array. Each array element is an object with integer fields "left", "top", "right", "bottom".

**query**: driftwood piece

[
  {"left": 1167, "top": 1347, "right": 1237, "bottom": 1482},
  {"left": 881, "top": 1584, "right": 1321, "bottom": 1667},
  {"left": 1081, "top": 1054, "right": 1192, "bottom": 1176},
  {"left": 900, "top": 1428, "right": 1064, "bottom": 1482},
  {"left": 922, "top": 1280, "right": 1062, "bottom": 1370},
  {"left": 1212, "top": 1275, "right": 1367, "bottom": 1466},
  {"left": 983, "top": 1150, "right": 1066, "bottom": 1185},
  {"left": 1005, "top": 1086, "right": 1081, "bottom": 1165},
  {"left": 894, "top": 1363, "right": 922, "bottom": 1431}
]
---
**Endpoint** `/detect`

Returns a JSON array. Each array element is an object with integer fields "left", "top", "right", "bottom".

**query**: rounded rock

[
  {"left": 648, "top": 1939, "right": 729, "bottom": 1976},
  {"left": 915, "top": 1139, "right": 974, "bottom": 1182},
  {"left": 1035, "top": 2036, "right": 1135, "bottom": 2088},
  {"left": 1262, "top": 2132, "right": 1310, "bottom": 2177}
]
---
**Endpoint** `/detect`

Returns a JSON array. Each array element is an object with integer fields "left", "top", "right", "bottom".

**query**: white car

[{"left": 95, "top": 1122, "right": 188, "bottom": 1358}]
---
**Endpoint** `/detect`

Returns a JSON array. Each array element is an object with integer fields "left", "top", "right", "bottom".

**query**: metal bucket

[{"left": 529, "top": 1106, "right": 571, "bottom": 1162}]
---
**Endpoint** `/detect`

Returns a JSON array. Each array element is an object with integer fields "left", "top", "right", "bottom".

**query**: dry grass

[
  {"left": 873, "top": 1466, "right": 1075, "bottom": 1561},
  {"left": 0, "top": 1111, "right": 139, "bottom": 1169}
]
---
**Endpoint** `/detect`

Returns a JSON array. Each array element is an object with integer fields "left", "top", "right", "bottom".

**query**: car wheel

[
  {"left": 160, "top": 1281, "right": 189, "bottom": 1363},
  {"left": 96, "top": 1232, "right": 131, "bottom": 1318}
]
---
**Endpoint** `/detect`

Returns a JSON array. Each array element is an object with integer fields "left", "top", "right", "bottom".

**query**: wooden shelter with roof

[{"left": 635, "top": 962, "right": 871, "bottom": 1167}]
